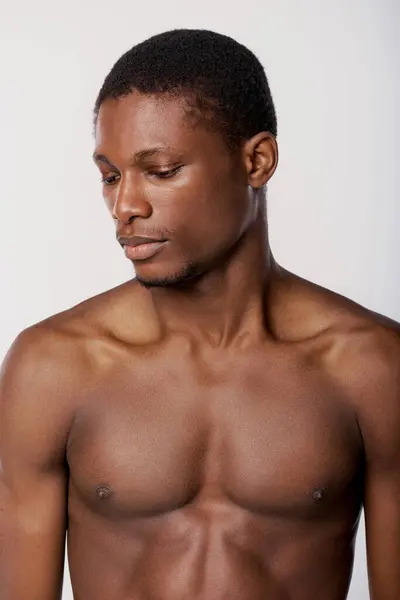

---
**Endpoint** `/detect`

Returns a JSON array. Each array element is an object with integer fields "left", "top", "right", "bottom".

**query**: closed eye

[
  {"left": 101, "top": 174, "right": 120, "bottom": 186},
  {"left": 100, "top": 166, "right": 183, "bottom": 185},
  {"left": 148, "top": 166, "right": 183, "bottom": 179}
]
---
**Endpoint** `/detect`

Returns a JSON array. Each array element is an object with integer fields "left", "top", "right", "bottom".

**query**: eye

[
  {"left": 148, "top": 166, "right": 183, "bottom": 179},
  {"left": 101, "top": 174, "right": 120, "bottom": 186}
]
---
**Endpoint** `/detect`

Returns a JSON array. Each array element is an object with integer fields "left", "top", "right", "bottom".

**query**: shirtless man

[{"left": 1, "top": 28, "right": 399, "bottom": 600}]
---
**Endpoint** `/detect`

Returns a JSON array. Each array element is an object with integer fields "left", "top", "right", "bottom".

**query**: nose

[{"left": 111, "top": 174, "right": 152, "bottom": 224}]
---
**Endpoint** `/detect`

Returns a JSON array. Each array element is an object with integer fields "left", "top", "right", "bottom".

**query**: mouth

[{"left": 123, "top": 240, "right": 167, "bottom": 261}]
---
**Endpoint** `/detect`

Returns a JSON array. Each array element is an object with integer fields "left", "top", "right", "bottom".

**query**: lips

[
  {"left": 123, "top": 240, "right": 167, "bottom": 260},
  {"left": 118, "top": 235, "right": 164, "bottom": 247}
]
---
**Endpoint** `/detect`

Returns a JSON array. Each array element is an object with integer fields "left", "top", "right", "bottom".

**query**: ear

[{"left": 243, "top": 132, "right": 278, "bottom": 188}]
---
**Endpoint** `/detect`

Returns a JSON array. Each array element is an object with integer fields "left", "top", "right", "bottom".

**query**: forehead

[{"left": 95, "top": 91, "right": 229, "bottom": 159}]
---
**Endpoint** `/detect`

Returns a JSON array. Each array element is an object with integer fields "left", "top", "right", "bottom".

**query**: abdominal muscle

[{"left": 67, "top": 499, "right": 355, "bottom": 600}]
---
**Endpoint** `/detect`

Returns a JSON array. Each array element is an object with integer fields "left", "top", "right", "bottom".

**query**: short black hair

[{"left": 93, "top": 28, "right": 277, "bottom": 152}]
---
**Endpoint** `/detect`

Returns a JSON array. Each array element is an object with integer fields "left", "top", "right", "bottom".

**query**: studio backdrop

[{"left": 0, "top": 1, "right": 399, "bottom": 598}]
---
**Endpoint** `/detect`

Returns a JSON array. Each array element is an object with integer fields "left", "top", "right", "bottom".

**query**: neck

[{"left": 146, "top": 199, "right": 279, "bottom": 350}]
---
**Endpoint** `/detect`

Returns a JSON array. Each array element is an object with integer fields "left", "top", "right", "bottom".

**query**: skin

[{"left": 1, "top": 89, "right": 400, "bottom": 600}]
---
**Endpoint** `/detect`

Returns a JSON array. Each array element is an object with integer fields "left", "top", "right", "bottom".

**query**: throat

[{"left": 150, "top": 270, "right": 276, "bottom": 350}]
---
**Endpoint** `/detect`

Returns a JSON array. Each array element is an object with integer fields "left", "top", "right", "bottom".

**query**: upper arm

[
  {"left": 0, "top": 327, "right": 75, "bottom": 600},
  {"left": 351, "top": 331, "right": 400, "bottom": 600}
]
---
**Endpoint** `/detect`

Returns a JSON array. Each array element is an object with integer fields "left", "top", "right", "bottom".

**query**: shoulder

[
  {"left": 33, "top": 278, "right": 157, "bottom": 346},
  {"left": 1, "top": 279, "right": 157, "bottom": 390},
  {"left": 0, "top": 325, "right": 80, "bottom": 470},
  {"left": 271, "top": 266, "right": 400, "bottom": 453},
  {"left": 323, "top": 320, "right": 400, "bottom": 459},
  {"left": 0, "top": 284, "right": 117, "bottom": 403},
  {"left": 270, "top": 264, "right": 400, "bottom": 344},
  {"left": 278, "top": 264, "right": 400, "bottom": 365},
  {"left": 0, "top": 280, "right": 155, "bottom": 471},
  {"left": 0, "top": 283, "right": 136, "bottom": 463},
  {"left": 0, "top": 323, "right": 85, "bottom": 451}
]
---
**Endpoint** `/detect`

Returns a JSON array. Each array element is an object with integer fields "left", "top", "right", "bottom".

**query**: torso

[{"left": 47, "top": 271, "right": 395, "bottom": 600}]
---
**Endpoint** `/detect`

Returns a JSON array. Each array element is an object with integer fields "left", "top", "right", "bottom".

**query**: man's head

[{"left": 93, "top": 29, "right": 278, "bottom": 288}]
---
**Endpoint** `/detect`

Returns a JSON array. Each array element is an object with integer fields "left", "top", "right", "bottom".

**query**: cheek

[{"left": 174, "top": 176, "right": 250, "bottom": 253}]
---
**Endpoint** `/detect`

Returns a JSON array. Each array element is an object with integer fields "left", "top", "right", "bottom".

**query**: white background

[{"left": 0, "top": 0, "right": 399, "bottom": 598}]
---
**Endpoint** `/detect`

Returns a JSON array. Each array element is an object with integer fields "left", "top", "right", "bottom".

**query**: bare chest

[{"left": 66, "top": 351, "right": 363, "bottom": 521}]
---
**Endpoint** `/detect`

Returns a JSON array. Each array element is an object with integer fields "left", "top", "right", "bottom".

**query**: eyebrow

[
  {"left": 92, "top": 153, "right": 115, "bottom": 167},
  {"left": 92, "top": 146, "right": 175, "bottom": 167}
]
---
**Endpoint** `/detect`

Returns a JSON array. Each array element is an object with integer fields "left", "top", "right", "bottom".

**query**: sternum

[{"left": 138, "top": 505, "right": 270, "bottom": 600}]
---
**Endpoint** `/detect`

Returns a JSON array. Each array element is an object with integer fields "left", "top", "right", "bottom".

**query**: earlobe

[{"left": 246, "top": 132, "right": 278, "bottom": 188}]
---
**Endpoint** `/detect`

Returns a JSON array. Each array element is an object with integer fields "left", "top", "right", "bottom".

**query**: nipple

[
  {"left": 312, "top": 487, "right": 326, "bottom": 502},
  {"left": 96, "top": 484, "right": 112, "bottom": 500}
]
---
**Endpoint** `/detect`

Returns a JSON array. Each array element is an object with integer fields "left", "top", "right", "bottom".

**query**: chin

[{"left": 134, "top": 261, "right": 205, "bottom": 289}]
